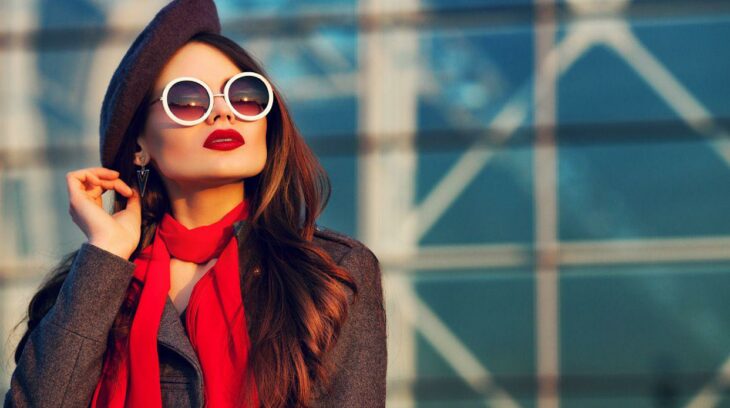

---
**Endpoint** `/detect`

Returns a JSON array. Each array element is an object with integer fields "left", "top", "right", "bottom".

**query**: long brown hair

[{"left": 11, "top": 32, "right": 357, "bottom": 408}]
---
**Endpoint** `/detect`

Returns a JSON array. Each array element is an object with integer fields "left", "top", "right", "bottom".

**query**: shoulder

[
  {"left": 312, "top": 224, "right": 381, "bottom": 293},
  {"left": 312, "top": 224, "right": 377, "bottom": 266},
  {"left": 310, "top": 226, "right": 387, "bottom": 406}
]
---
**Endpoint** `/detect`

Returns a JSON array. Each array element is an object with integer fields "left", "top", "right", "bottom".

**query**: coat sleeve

[
  {"left": 4, "top": 242, "right": 137, "bottom": 408},
  {"left": 312, "top": 244, "right": 388, "bottom": 408}
]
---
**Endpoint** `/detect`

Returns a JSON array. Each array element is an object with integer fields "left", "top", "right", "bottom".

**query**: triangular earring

[{"left": 136, "top": 160, "right": 150, "bottom": 197}]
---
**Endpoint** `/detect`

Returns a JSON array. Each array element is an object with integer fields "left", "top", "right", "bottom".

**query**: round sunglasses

[{"left": 149, "top": 71, "right": 274, "bottom": 126}]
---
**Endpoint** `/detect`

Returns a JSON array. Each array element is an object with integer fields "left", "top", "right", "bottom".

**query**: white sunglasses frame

[{"left": 150, "top": 71, "right": 274, "bottom": 126}]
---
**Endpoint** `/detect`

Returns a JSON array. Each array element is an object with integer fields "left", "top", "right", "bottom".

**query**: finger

[
  {"left": 115, "top": 187, "right": 142, "bottom": 222},
  {"left": 125, "top": 187, "right": 142, "bottom": 213},
  {"left": 84, "top": 172, "right": 106, "bottom": 189},
  {"left": 112, "top": 178, "right": 134, "bottom": 197},
  {"left": 83, "top": 171, "right": 133, "bottom": 197},
  {"left": 67, "top": 167, "right": 118, "bottom": 181},
  {"left": 67, "top": 174, "right": 100, "bottom": 206},
  {"left": 67, "top": 176, "right": 109, "bottom": 219},
  {"left": 69, "top": 169, "right": 104, "bottom": 190},
  {"left": 66, "top": 177, "right": 78, "bottom": 203},
  {"left": 66, "top": 171, "right": 86, "bottom": 199},
  {"left": 77, "top": 172, "right": 106, "bottom": 200},
  {"left": 88, "top": 167, "right": 120, "bottom": 179},
  {"left": 67, "top": 171, "right": 108, "bottom": 206}
]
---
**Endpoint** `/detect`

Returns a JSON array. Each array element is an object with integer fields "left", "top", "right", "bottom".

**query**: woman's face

[{"left": 136, "top": 41, "right": 268, "bottom": 190}]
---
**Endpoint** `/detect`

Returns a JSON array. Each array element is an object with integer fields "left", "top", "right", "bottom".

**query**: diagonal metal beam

[
  {"left": 406, "top": 18, "right": 597, "bottom": 243},
  {"left": 684, "top": 355, "right": 730, "bottom": 408},
  {"left": 600, "top": 22, "right": 730, "bottom": 167},
  {"left": 390, "top": 276, "right": 522, "bottom": 408}
]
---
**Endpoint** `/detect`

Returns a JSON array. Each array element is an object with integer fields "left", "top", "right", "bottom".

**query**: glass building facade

[{"left": 1, "top": 0, "right": 730, "bottom": 406}]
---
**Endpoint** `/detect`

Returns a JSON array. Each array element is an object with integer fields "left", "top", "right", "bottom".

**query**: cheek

[
  {"left": 146, "top": 133, "right": 200, "bottom": 176},
  {"left": 143, "top": 111, "right": 192, "bottom": 158},
  {"left": 151, "top": 131, "right": 197, "bottom": 160},
  {"left": 246, "top": 120, "right": 267, "bottom": 160}
]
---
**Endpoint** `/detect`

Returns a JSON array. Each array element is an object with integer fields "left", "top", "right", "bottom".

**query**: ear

[{"left": 134, "top": 137, "right": 149, "bottom": 166}]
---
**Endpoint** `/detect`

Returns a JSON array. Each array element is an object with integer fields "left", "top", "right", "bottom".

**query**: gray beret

[{"left": 99, "top": 0, "right": 221, "bottom": 168}]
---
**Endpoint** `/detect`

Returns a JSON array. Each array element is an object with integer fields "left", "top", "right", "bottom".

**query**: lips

[{"left": 203, "top": 129, "right": 245, "bottom": 151}]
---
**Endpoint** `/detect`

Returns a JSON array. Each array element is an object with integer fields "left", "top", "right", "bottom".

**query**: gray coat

[{"left": 3, "top": 222, "right": 387, "bottom": 407}]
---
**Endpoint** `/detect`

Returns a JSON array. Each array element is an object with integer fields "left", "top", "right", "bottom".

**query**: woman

[{"left": 3, "top": 1, "right": 386, "bottom": 407}]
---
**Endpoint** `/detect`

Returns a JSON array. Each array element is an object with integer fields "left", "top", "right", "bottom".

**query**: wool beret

[{"left": 99, "top": 0, "right": 221, "bottom": 168}]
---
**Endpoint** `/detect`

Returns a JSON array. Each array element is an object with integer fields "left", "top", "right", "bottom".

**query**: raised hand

[{"left": 66, "top": 167, "right": 141, "bottom": 260}]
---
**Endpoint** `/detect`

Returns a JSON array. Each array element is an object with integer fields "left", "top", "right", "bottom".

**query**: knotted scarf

[{"left": 91, "top": 198, "right": 259, "bottom": 407}]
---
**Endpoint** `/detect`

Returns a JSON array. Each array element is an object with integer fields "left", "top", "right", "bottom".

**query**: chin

[
  {"left": 215, "top": 162, "right": 267, "bottom": 178},
  {"left": 162, "top": 156, "right": 265, "bottom": 181}
]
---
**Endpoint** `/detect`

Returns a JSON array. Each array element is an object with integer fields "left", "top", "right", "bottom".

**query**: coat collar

[{"left": 156, "top": 219, "right": 252, "bottom": 381}]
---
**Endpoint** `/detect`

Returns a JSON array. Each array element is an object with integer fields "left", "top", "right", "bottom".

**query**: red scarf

[{"left": 91, "top": 199, "right": 259, "bottom": 407}]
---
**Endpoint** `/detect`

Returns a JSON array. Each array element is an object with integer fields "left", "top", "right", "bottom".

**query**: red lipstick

[{"left": 203, "top": 129, "right": 245, "bottom": 151}]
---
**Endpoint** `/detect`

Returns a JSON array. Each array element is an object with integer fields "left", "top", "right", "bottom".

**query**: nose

[{"left": 205, "top": 93, "right": 235, "bottom": 125}]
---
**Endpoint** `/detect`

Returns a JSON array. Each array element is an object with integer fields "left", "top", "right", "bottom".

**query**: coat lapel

[
  {"left": 155, "top": 219, "right": 256, "bottom": 377},
  {"left": 157, "top": 295, "right": 201, "bottom": 371}
]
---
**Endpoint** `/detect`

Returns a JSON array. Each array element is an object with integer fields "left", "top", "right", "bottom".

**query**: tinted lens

[
  {"left": 167, "top": 80, "right": 210, "bottom": 121},
  {"left": 228, "top": 75, "right": 270, "bottom": 117}
]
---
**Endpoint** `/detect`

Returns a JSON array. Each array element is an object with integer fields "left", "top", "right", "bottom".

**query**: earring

[{"left": 136, "top": 156, "right": 150, "bottom": 197}]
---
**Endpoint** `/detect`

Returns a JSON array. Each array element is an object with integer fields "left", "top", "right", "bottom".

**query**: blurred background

[{"left": 2, "top": 0, "right": 730, "bottom": 406}]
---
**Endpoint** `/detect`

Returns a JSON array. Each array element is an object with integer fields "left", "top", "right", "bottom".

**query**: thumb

[{"left": 125, "top": 187, "right": 142, "bottom": 214}]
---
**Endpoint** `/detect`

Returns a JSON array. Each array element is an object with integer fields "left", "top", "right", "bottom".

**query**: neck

[{"left": 164, "top": 179, "right": 245, "bottom": 229}]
